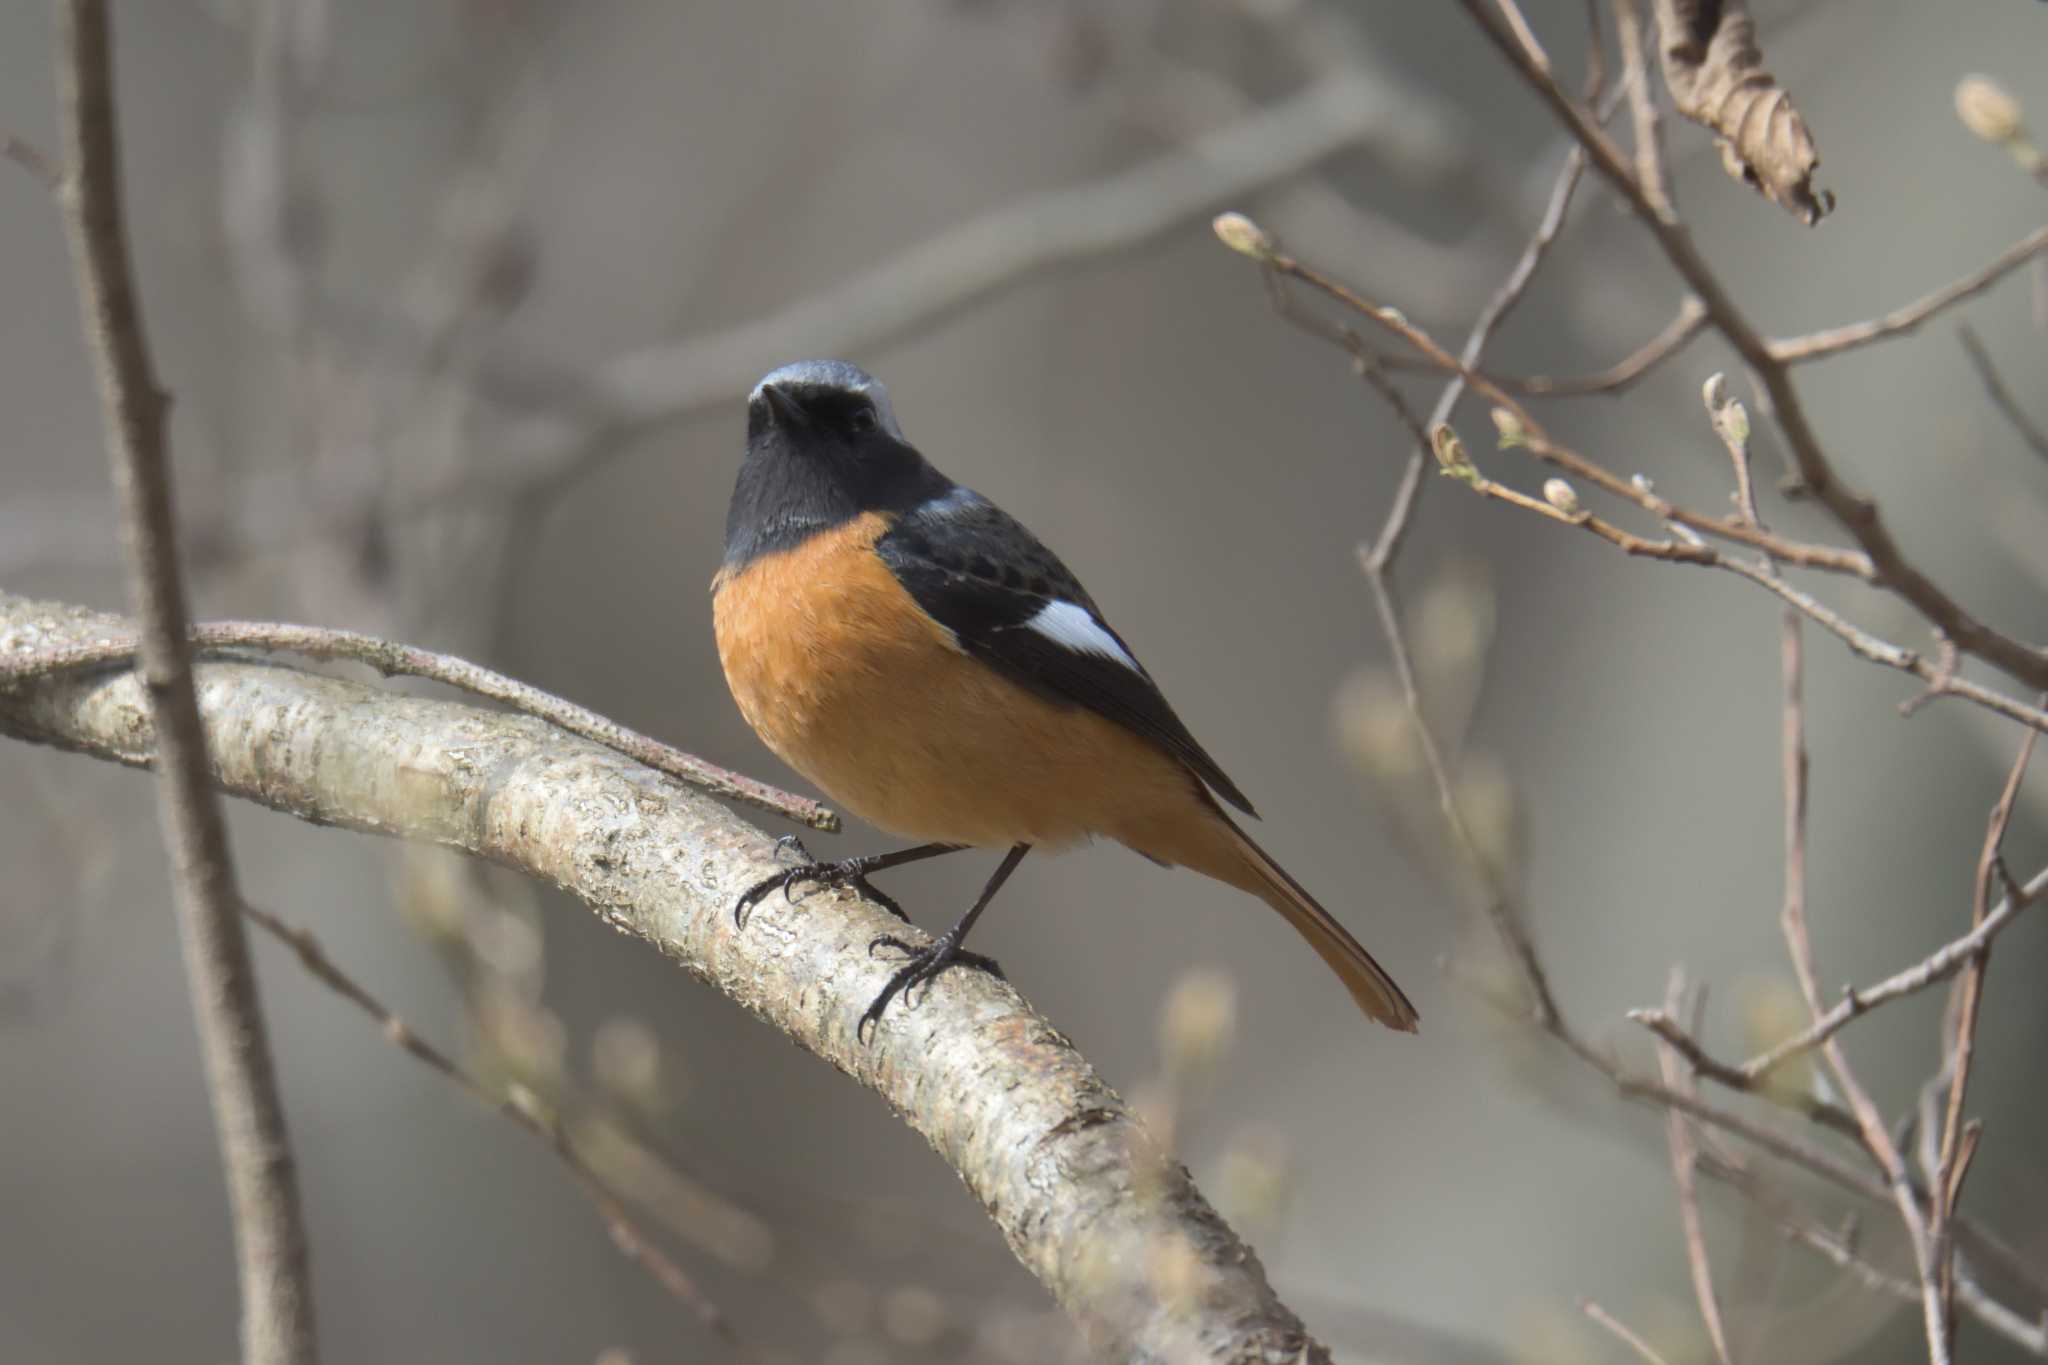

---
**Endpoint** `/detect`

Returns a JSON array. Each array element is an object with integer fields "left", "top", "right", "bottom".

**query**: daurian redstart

[{"left": 713, "top": 360, "right": 1416, "bottom": 1036}]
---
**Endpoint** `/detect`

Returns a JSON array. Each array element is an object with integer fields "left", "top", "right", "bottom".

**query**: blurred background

[{"left": 2, "top": 2, "right": 2045, "bottom": 1362}]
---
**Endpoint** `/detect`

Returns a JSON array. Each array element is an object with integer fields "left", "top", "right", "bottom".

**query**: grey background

[{"left": 2, "top": 2, "right": 2044, "bottom": 1362}]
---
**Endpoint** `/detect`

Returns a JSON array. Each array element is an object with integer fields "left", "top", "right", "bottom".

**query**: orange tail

[{"left": 1126, "top": 800, "right": 1419, "bottom": 1032}]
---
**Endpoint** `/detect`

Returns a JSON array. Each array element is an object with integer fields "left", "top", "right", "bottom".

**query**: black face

[{"left": 723, "top": 367, "right": 954, "bottom": 570}]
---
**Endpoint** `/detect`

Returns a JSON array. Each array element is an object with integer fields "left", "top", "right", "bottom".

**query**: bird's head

[{"left": 726, "top": 360, "right": 952, "bottom": 566}]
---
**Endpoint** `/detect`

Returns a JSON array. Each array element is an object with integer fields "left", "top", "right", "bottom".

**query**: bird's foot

[
  {"left": 858, "top": 931, "right": 1004, "bottom": 1040},
  {"left": 734, "top": 836, "right": 912, "bottom": 928}
]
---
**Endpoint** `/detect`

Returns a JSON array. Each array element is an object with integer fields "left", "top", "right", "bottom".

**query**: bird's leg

[
  {"left": 861, "top": 843, "right": 1029, "bottom": 1039},
  {"left": 734, "top": 840, "right": 964, "bottom": 928}
]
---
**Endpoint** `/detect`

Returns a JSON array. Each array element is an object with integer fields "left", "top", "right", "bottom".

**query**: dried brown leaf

[{"left": 1653, "top": 0, "right": 1835, "bottom": 224}]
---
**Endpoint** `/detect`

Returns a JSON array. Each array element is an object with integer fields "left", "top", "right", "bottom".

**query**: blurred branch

[
  {"left": 235, "top": 900, "right": 751, "bottom": 1356},
  {"left": 0, "top": 619, "right": 838, "bottom": 832},
  {"left": 1324, "top": 133, "right": 1596, "bottom": 1036},
  {"left": 3, "top": 131, "right": 60, "bottom": 188},
  {"left": 583, "top": 71, "right": 1412, "bottom": 438},
  {"left": 1580, "top": 1299, "right": 1675, "bottom": 1365},
  {"left": 1958, "top": 322, "right": 2048, "bottom": 462},
  {"left": 0, "top": 70, "right": 1442, "bottom": 580},
  {"left": 0, "top": 592, "right": 1340, "bottom": 1365},
  {"left": 54, "top": 5, "right": 316, "bottom": 1363}
]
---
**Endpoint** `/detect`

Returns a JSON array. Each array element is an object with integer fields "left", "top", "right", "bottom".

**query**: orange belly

[{"left": 711, "top": 516, "right": 1204, "bottom": 850}]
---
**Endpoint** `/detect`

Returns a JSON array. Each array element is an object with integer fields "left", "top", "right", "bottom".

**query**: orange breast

[{"left": 711, "top": 516, "right": 1205, "bottom": 850}]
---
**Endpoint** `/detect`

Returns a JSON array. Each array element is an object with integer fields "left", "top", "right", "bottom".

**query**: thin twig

[
  {"left": 1242, "top": 88, "right": 2048, "bottom": 1343},
  {"left": 1338, "top": 135, "right": 1601, "bottom": 1030},
  {"left": 1491, "top": 0, "right": 1553, "bottom": 74},
  {"left": 1580, "top": 1299, "right": 1675, "bottom": 1365},
  {"left": 1506, "top": 297, "right": 1707, "bottom": 396},
  {"left": 1958, "top": 323, "right": 2048, "bottom": 462},
  {"left": 1579, "top": 0, "right": 1607, "bottom": 102},
  {"left": 1775, "top": 608, "right": 1952, "bottom": 1364},
  {"left": 1268, "top": 250, "right": 1872, "bottom": 575},
  {"left": 1611, "top": 0, "right": 1675, "bottom": 221},
  {"left": 1769, "top": 228, "right": 2048, "bottom": 364},
  {"left": 1654, "top": 970, "right": 1734, "bottom": 1365},
  {"left": 0, "top": 620, "right": 838, "bottom": 832},
  {"left": 1365, "top": 141, "right": 1590, "bottom": 571},
  {"left": 1956, "top": 1261, "right": 2048, "bottom": 1356},
  {"left": 1932, "top": 715, "right": 2040, "bottom": 1341},
  {"left": 54, "top": 4, "right": 316, "bottom": 1361},
  {"left": 1696, "top": 1150, "right": 1925, "bottom": 1306},
  {"left": 1733, "top": 862, "right": 2048, "bottom": 1084},
  {"left": 235, "top": 901, "right": 751, "bottom": 1356}
]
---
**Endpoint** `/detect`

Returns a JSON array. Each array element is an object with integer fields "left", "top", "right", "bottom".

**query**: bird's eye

[{"left": 848, "top": 407, "right": 878, "bottom": 435}]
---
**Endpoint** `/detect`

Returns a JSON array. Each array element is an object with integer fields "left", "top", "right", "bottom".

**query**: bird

[{"left": 711, "top": 359, "right": 1417, "bottom": 1037}]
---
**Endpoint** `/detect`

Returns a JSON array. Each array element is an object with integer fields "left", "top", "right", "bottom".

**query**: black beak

[{"left": 757, "top": 382, "right": 805, "bottom": 427}]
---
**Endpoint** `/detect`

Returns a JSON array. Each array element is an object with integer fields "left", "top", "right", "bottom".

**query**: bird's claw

[
  {"left": 857, "top": 933, "right": 1005, "bottom": 1041},
  {"left": 733, "top": 848, "right": 913, "bottom": 929}
]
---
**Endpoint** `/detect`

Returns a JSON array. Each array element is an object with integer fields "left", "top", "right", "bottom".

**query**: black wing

[{"left": 876, "top": 488, "right": 1255, "bottom": 816}]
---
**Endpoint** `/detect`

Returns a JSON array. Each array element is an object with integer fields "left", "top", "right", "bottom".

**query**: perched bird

[{"left": 712, "top": 360, "right": 1417, "bottom": 1036}]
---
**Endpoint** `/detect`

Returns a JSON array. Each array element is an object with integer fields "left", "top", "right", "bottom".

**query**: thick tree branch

[
  {"left": 54, "top": 5, "right": 316, "bottom": 1362},
  {"left": 0, "top": 591, "right": 1335, "bottom": 1365},
  {"left": 0, "top": 619, "right": 837, "bottom": 832}
]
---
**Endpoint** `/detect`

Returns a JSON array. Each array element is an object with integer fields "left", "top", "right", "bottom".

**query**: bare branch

[
  {"left": 1507, "top": 297, "right": 1708, "bottom": 396},
  {"left": 0, "top": 620, "right": 838, "bottom": 832},
  {"left": 1734, "top": 862, "right": 2048, "bottom": 1083},
  {"left": 1453, "top": 0, "right": 2048, "bottom": 697},
  {"left": 1490, "top": 0, "right": 1554, "bottom": 75},
  {"left": 1232, "top": 234, "right": 2048, "bottom": 735},
  {"left": 0, "top": 592, "right": 1338, "bottom": 1364},
  {"left": 1931, "top": 716, "right": 2041, "bottom": 1340},
  {"left": 1769, "top": 228, "right": 2048, "bottom": 363},
  {"left": 54, "top": 5, "right": 315, "bottom": 1361},
  {"left": 1259, "top": 247, "right": 1873, "bottom": 575},
  {"left": 1365, "top": 140, "right": 1590, "bottom": 572}
]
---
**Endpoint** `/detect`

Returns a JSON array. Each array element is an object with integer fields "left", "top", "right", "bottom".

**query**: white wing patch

[{"left": 1024, "top": 600, "right": 1140, "bottom": 672}]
